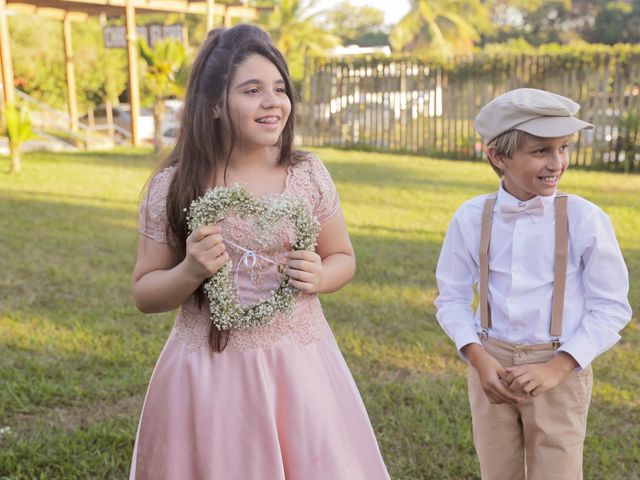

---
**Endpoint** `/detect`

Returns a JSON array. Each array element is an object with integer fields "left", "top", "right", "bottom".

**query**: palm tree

[
  {"left": 390, "top": 0, "right": 487, "bottom": 56},
  {"left": 4, "top": 104, "right": 33, "bottom": 174},
  {"left": 138, "top": 38, "right": 186, "bottom": 152},
  {"left": 268, "top": 0, "right": 341, "bottom": 80}
]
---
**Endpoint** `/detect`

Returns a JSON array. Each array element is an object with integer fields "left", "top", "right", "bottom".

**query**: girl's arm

[
  {"left": 286, "top": 207, "right": 355, "bottom": 294},
  {"left": 132, "top": 225, "right": 228, "bottom": 313}
]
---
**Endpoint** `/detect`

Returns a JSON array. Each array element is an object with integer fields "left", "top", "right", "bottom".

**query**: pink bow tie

[{"left": 500, "top": 198, "right": 545, "bottom": 221}]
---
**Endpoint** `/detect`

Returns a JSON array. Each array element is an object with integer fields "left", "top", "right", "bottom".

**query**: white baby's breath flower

[{"left": 189, "top": 184, "right": 319, "bottom": 331}]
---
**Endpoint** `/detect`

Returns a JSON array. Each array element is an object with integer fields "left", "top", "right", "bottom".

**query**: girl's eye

[
  {"left": 276, "top": 87, "right": 287, "bottom": 94},
  {"left": 560, "top": 144, "right": 569, "bottom": 151},
  {"left": 533, "top": 148, "right": 547, "bottom": 155},
  {"left": 244, "top": 88, "right": 259, "bottom": 95}
]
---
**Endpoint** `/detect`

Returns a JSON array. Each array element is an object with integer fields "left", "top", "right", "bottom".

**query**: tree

[
  {"left": 138, "top": 38, "right": 186, "bottom": 152},
  {"left": 4, "top": 104, "right": 33, "bottom": 174},
  {"left": 8, "top": 15, "right": 128, "bottom": 114},
  {"left": 589, "top": 1, "right": 640, "bottom": 44},
  {"left": 484, "top": 0, "right": 619, "bottom": 46},
  {"left": 267, "top": 0, "right": 341, "bottom": 80},
  {"left": 389, "top": 0, "right": 488, "bottom": 56},
  {"left": 322, "top": 1, "right": 388, "bottom": 46}
]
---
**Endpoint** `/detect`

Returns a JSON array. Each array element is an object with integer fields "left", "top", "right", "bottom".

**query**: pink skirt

[{"left": 129, "top": 315, "right": 390, "bottom": 480}]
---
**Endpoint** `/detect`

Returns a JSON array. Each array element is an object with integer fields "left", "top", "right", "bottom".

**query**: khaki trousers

[{"left": 468, "top": 337, "right": 593, "bottom": 480}]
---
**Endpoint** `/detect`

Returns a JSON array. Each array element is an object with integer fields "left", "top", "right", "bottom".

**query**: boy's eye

[
  {"left": 276, "top": 87, "right": 287, "bottom": 94},
  {"left": 244, "top": 88, "right": 259, "bottom": 94}
]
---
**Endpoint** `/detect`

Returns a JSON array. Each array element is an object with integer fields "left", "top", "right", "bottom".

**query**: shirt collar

[{"left": 497, "top": 183, "right": 557, "bottom": 223}]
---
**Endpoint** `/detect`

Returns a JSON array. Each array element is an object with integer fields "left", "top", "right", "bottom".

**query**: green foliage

[
  {"left": 8, "top": 15, "right": 128, "bottom": 113},
  {"left": 320, "top": 1, "right": 388, "bottom": 46},
  {"left": 138, "top": 38, "right": 186, "bottom": 150},
  {"left": 4, "top": 104, "right": 33, "bottom": 148},
  {"left": 0, "top": 148, "right": 638, "bottom": 477},
  {"left": 138, "top": 38, "right": 186, "bottom": 100},
  {"left": 310, "top": 42, "right": 640, "bottom": 77},
  {"left": 389, "top": 0, "right": 488, "bottom": 56},
  {"left": 267, "top": 0, "right": 342, "bottom": 80},
  {"left": 616, "top": 113, "right": 640, "bottom": 173},
  {"left": 590, "top": 1, "right": 640, "bottom": 44},
  {"left": 482, "top": 1, "right": 576, "bottom": 46}
]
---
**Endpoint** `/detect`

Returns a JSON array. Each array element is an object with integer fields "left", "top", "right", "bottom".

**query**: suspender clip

[
  {"left": 551, "top": 337, "right": 561, "bottom": 349},
  {"left": 480, "top": 328, "right": 489, "bottom": 340}
]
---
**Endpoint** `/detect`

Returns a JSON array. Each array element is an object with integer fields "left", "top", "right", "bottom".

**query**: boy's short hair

[
  {"left": 475, "top": 88, "right": 593, "bottom": 145},
  {"left": 485, "top": 129, "right": 532, "bottom": 176}
]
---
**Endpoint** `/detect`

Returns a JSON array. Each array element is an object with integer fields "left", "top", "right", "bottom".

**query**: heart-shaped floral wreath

[{"left": 187, "top": 184, "right": 319, "bottom": 331}]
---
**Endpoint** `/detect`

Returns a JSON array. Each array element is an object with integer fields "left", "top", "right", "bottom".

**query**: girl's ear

[
  {"left": 213, "top": 105, "right": 221, "bottom": 119},
  {"left": 486, "top": 146, "right": 507, "bottom": 173}
]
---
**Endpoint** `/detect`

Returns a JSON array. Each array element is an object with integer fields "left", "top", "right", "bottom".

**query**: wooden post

[
  {"left": 206, "top": 0, "right": 215, "bottom": 32},
  {"left": 0, "top": 0, "right": 15, "bottom": 105},
  {"left": 63, "top": 13, "right": 79, "bottom": 132},
  {"left": 125, "top": 0, "right": 141, "bottom": 146}
]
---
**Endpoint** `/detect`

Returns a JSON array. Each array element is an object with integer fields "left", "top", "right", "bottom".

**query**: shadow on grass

[
  {"left": 0, "top": 189, "right": 140, "bottom": 207},
  {"left": 21, "top": 148, "right": 158, "bottom": 170}
]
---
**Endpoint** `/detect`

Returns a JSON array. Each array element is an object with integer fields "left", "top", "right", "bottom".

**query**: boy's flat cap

[{"left": 475, "top": 88, "right": 594, "bottom": 144}]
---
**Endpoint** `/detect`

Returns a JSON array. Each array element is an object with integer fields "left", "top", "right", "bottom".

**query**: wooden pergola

[{"left": 0, "top": 0, "right": 262, "bottom": 145}]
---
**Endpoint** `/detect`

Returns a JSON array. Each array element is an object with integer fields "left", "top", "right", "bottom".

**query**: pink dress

[{"left": 131, "top": 155, "right": 390, "bottom": 480}]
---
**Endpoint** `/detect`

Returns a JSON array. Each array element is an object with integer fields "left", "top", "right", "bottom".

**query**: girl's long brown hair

[{"left": 156, "top": 25, "right": 299, "bottom": 352}]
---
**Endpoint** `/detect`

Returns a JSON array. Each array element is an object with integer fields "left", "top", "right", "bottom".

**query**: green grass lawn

[{"left": 1, "top": 148, "right": 638, "bottom": 479}]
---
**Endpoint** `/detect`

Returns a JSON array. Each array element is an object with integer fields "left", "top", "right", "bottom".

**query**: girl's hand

[
  {"left": 182, "top": 225, "right": 228, "bottom": 281},
  {"left": 285, "top": 250, "right": 323, "bottom": 293}
]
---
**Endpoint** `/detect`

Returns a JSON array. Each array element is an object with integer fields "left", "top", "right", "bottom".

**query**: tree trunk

[
  {"left": 106, "top": 100, "right": 115, "bottom": 141},
  {"left": 10, "top": 145, "right": 21, "bottom": 173},
  {"left": 154, "top": 99, "right": 165, "bottom": 154}
]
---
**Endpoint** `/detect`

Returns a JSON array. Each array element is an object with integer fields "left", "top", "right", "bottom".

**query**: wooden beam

[
  {"left": 0, "top": 0, "right": 15, "bottom": 104},
  {"left": 125, "top": 0, "right": 140, "bottom": 146},
  {"left": 5, "top": 0, "right": 246, "bottom": 16},
  {"left": 205, "top": 0, "right": 214, "bottom": 32},
  {"left": 224, "top": 5, "right": 257, "bottom": 21},
  {"left": 6, "top": 1, "right": 262, "bottom": 18},
  {"left": 223, "top": 5, "right": 231, "bottom": 27},
  {"left": 63, "top": 12, "right": 78, "bottom": 131}
]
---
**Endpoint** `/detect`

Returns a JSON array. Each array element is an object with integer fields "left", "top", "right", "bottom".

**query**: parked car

[
  {"left": 162, "top": 99, "right": 182, "bottom": 139},
  {"left": 80, "top": 104, "right": 155, "bottom": 141}
]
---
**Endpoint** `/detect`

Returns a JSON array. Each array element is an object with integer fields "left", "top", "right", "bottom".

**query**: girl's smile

[{"left": 227, "top": 54, "right": 292, "bottom": 150}]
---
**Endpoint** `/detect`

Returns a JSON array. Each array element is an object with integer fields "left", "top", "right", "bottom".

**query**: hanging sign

[{"left": 103, "top": 24, "right": 184, "bottom": 48}]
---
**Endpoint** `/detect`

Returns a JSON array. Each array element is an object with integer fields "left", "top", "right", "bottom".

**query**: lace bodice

[{"left": 138, "top": 153, "right": 339, "bottom": 351}]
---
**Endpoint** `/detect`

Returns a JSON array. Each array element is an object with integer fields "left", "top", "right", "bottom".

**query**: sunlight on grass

[{"left": 1, "top": 148, "right": 638, "bottom": 478}]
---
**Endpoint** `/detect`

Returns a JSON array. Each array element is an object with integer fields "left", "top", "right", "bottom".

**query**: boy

[{"left": 434, "top": 88, "right": 632, "bottom": 479}]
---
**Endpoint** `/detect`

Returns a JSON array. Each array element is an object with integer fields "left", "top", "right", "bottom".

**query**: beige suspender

[
  {"left": 479, "top": 194, "right": 568, "bottom": 340},
  {"left": 479, "top": 197, "right": 496, "bottom": 331},
  {"left": 550, "top": 195, "right": 568, "bottom": 338}
]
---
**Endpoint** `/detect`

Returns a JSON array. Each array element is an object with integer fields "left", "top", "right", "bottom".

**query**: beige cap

[{"left": 475, "top": 88, "right": 594, "bottom": 144}]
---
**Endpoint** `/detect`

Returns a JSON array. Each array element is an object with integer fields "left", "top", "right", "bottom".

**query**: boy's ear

[{"left": 486, "top": 146, "right": 507, "bottom": 173}]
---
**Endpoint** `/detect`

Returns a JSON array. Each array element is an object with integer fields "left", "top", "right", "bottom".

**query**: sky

[{"left": 315, "top": 0, "right": 411, "bottom": 25}]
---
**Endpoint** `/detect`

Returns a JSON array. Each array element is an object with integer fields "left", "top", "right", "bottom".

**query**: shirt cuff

[
  {"left": 455, "top": 332, "right": 482, "bottom": 363},
  {"left": 556, "top": 334, "right": 598, "bottom": 371}
]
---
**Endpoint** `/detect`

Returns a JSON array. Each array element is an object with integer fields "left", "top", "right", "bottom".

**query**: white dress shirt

[{"left": 434, "top": 185, "right": 632, "bottom": 369}]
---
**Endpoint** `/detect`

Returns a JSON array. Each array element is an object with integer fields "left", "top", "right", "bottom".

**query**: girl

[{"left": 130, "top": 25, "right": 390, "bottom": 479}]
